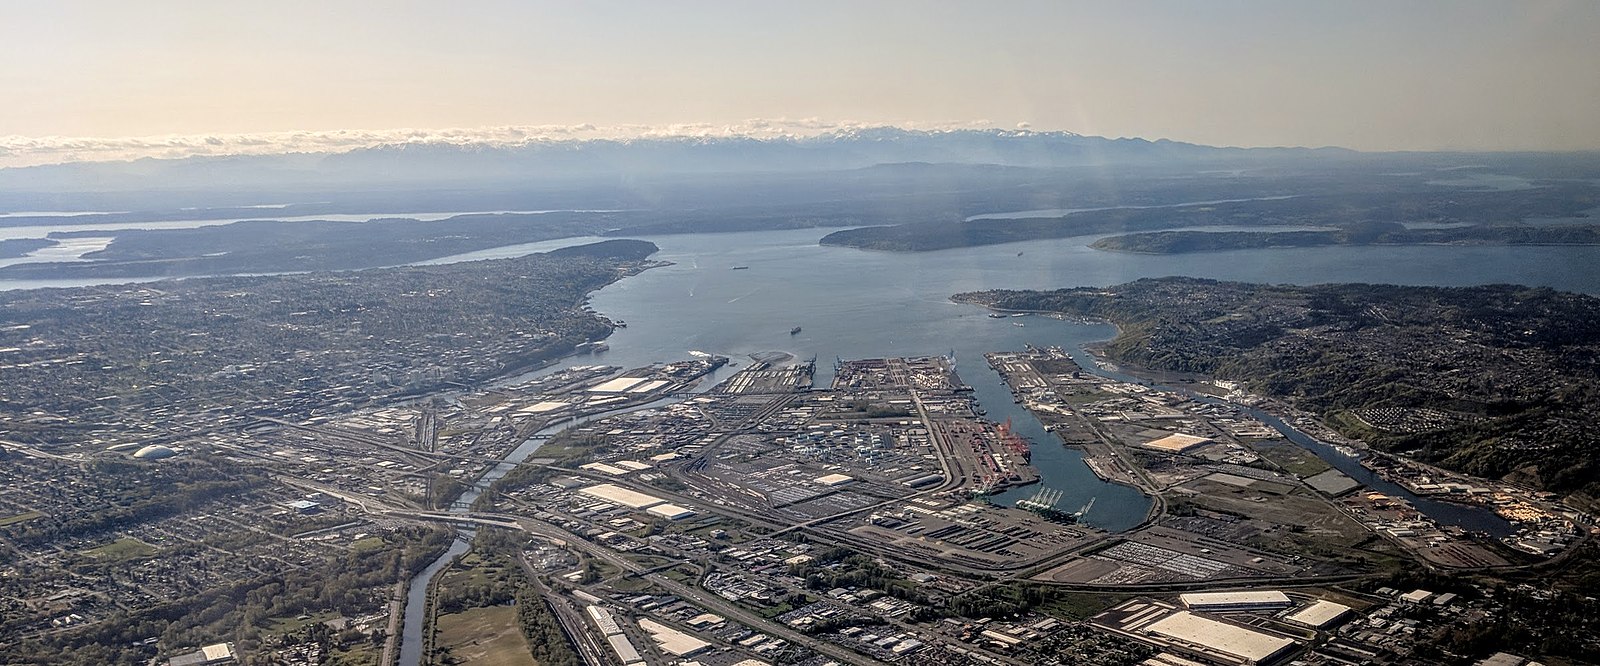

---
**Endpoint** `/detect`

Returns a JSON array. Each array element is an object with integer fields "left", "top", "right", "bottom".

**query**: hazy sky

[{"left": 3, "top": 0, "right": 1599, "bottom": 164}]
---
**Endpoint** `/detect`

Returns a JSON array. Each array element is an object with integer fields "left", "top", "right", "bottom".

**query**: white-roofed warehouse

[
  {"left": 646, "top": 504, "right": 696, "bottom": 520},
  {"left": 1284, "top": 600, "right": 1352, "bottom": 629},
  {"left": 578, "top": 483, "right": 666, "bottom": 509},
  {"left": 1144, "top": 611, "right": 1295, "bottom": 665},
  {"left": 1179, "top": 590, "right": 1291, "bottom": 612}
]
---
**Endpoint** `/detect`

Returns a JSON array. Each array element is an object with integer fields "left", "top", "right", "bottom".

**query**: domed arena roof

[{"left": 131, "top": 444, "right": 178, "bottom": 460}]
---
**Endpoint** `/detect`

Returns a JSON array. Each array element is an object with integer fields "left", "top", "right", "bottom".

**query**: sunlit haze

[{"left": 2, "top": 0, "right": 1599, "bottom": 167}]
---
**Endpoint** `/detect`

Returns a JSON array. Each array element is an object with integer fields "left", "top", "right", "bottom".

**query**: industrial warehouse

[{"left": 1094, "top": 598, "right": 1301, "bottom": 665}]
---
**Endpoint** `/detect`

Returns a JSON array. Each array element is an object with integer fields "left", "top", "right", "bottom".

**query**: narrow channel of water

[
  {"left": 395, "top": 534, "right": 472, "bottom": 666},
  {"left": 1058, "top": 347, "right": 1515, "bottom": 536},
  {"left": 395, "top": 390, "right": 700, "bottom": 666},
  {"left": 1246, "top": 409, "right": 1514, "bottom": 537}
]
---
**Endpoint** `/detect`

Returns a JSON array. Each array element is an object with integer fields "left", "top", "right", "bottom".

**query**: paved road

[{"left": 394, "top": 508, "right": 888, "bottom": 666}]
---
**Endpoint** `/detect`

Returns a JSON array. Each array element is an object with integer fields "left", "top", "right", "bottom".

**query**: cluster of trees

[
  {"left": 957, "top": 278, "right": 1600, "bottom": 498},
  {"left": 1090, "top": 222, "right": 1600, "bottom": 255},
  {"left": 428, "top": 475, "right": 466, "bottom": 511},
  {"left": 427, "top": 529, "right": 581, "bottom": 666},
  {"left": 1351, "top": 551, "right": 1600, "bottom": 664},
  {"left": 943, "top": 583, "right": 1051, "bottom": 620},
  {"left": 1419, "top": 583, "right": 1599, "bottom": 663},
  {"left": 823, "top": 183, "right": 1599, "bottom": 252},
  {"left": 3, "top": 458, "right": 264, "bottom": 548},
  {"left": 0, "top": 525, "right": 453, "bottom": 665},
  {"left": 512, "top": 589, "right": 581, "bottom": 666},
  {"left": 788, "top": 551, "right": 948, "bottom": 621}
]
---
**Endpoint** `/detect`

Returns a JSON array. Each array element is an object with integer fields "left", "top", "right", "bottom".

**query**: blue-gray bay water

[
  {"left": 316, "top": 226, "right": 1600, "bottom": 666},
  {"left": 563, "top": 228, "right": 1600, "bottom": 530}
]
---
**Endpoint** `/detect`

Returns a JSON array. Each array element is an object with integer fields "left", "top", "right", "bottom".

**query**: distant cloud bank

[{"left": 0, "top": 119, "right": 1001, "bottom": 168}]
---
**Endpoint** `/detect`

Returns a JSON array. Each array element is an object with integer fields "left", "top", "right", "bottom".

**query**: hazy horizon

[{"left": 3, "top": 0, "right": 1599, "bottom": 168}]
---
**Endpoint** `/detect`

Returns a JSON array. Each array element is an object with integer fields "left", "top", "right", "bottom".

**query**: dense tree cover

[
  {"left": 944, "top": 583, "right": 1052, "bottom": 620},
  {"left": 955, "top": 278, "right": 1600, "bottom": 499},
  {"left": 427, "top": 475, "right": 466, "bottom": 511},
  {"left": 1423, "top": 584, "right": 1600, "bottom": 663},
  {"left": 0, "top": 525, "right": 452, "bottom": 666},
  {"left": 512, "top": 589, "right": 581, "bottom": 666},
  {"left": 0, "top": 215, "right": 633, "bottom": 279},
  {"left": 2, "top": 457, "right": 265, "bottom": 547},
  {"left": 793, "top": 553, "right": 938, "bottom": 608},
  {"left": 822, "top": 184, "right": 1599, "bottom": 251},
  {"left": 1090, "top": 222, "right": 1600, "bottom": 254},
  {"left": 1350, "top": 554, "right": 1600, "bottom": 662}
]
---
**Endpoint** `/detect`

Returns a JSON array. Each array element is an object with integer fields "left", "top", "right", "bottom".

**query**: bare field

[{"left": 433, "top": 604, "right": 534, "bottom": 666}]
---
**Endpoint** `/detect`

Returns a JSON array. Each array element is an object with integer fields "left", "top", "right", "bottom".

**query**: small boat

[
  {"left": 988, "top": 313, "right": 1006, "bottom": 319},
  {"left": 1013, "top": 322, "right": 1024, "bottom": 327},
  {"left": 790, "top": 326, "right": 803, "bottom": 335},
  {"left": 731, "top": 266, "right": 750, "bottom": 270}
]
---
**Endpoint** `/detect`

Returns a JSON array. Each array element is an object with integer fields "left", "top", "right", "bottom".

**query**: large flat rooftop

[
  {"left": 578, "top": 483, "right": 667, "bottom": 509},
  {"left": 1284, "top": 599, "right": 1352, "bottom": 629},
  {"left": 1143, "top": 433, "right": 1212, "bottom": 453},
  {"left": 588, "top": 377, "right": 650, "bottom": 393},
  {"left": 1179, "top": 590, "right": 1291, "bottom": 609},
  {"left": 1145, "top": 611, "right": 1295, "bottom": 665}
]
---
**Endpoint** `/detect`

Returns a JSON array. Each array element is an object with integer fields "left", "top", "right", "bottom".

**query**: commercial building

[
  {"left": 580, "top": 462, "right": 630, "bottom": 476},
  {"left": 579, "top": 483, "right": 667, "bottom": 510},
  {"left": 586, "top": 605, "right": 623, "bottom": 634},
  {"left": 814, "top": 473, "right": 854, "bottom": 486},
  {"left": 1179, "top": 591, "right": 1292, "bottom": 612},
  {"left": 1141, "top": 654, "right": 1211, "bottom": 666},
  {"left": 1284, "top": 600, "right": 1352, "bottom": 629},
  {"left": 1096, "top": 598, "right": 1302, "bottom": 666},
  {"left": 1475, "top": 653, "right": 1536, "bottom": 666},
  {"left": 606, "top": 634, "right": 644, "bottom": 666},
  {"left": 284, "top": 499, "right": 321, "bottom": 514},
  {"left": 586, "top": 605, "right": 645, "bottom": 666},
  {"left": 639, "top": 618, "right": 710, "bottom": 656},
  {"left": 626, "top": 379, "right": 670, "bottom": 393},
  {"left": 1145, "top": 611, "right": 1295, "bottom": 665},
  {"left": 646, "top": 504, "right": 696, "bottom": 520},
  {"left": 588, "top": 377, "right": 650, "bottom": 393}
]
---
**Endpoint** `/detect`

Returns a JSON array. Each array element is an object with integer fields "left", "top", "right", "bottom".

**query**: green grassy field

[
  {"left": 0, "top": 511, "right": 43, "bottom": 526},
  {"left": 264, "top": 610, "right": 344, "bottom": 635},
  {"left": 1251, "top": 440, "right": 1333, "bottom": 477},
  {"left": 82, "top": 537, "right": 158, "bottom": 562},
  {"left": 350, "top": 536, "right": 387, "bottom": 553}
]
